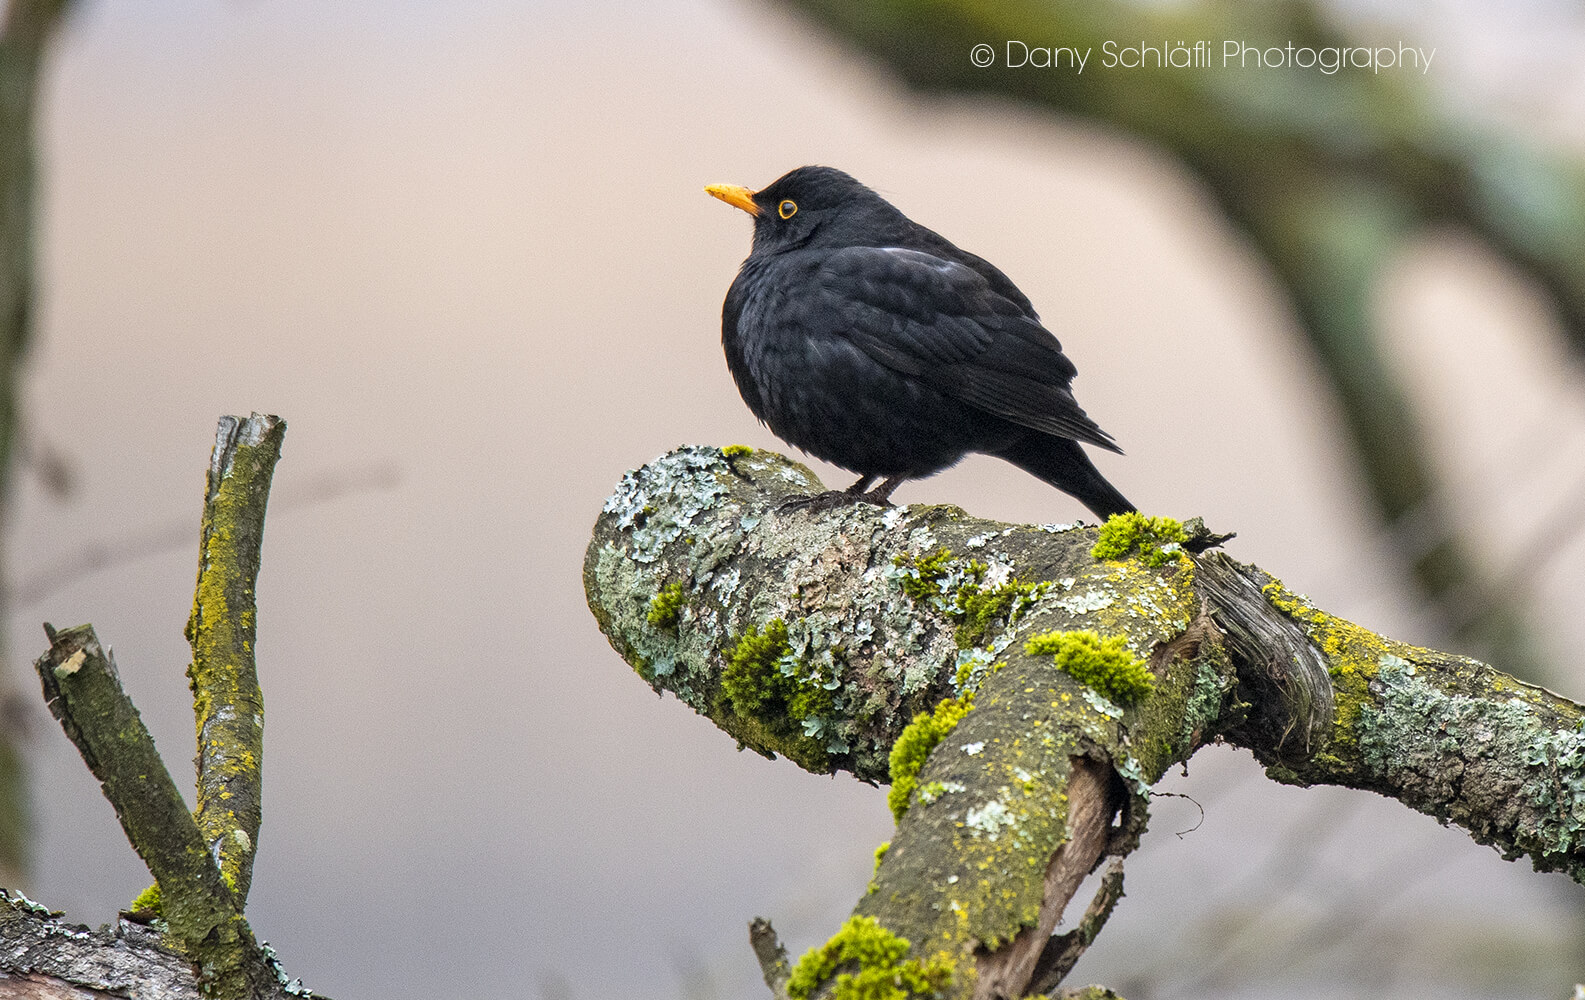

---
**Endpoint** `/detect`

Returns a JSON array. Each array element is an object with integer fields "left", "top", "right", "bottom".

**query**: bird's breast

[{"left": 721, "top": 252, "right": 1003, "bottom": 476}]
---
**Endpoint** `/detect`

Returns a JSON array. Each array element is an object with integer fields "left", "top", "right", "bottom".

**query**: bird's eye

[{"left": 778, "top": 200, "right": 798, "bottom": 220}]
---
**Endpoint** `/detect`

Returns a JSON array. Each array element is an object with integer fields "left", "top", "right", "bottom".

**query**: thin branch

[
  {"left": 186, "top": 413, "right": 284, "bottom": 905},
  {"left": 0, "top": 0, "right": 76, "bottom": 891},
  {"left": 748, "top": 918, "right": 791, "bottom": 1000},
  {"left": 31, "top": 624, "right": 279, "bottom": 998},
  {"left": 975, "top": 760, "right": 1116, "bottom": 1000},
  {"left": 1029, "top": 859, "right": 1126, "bottom": 996}
]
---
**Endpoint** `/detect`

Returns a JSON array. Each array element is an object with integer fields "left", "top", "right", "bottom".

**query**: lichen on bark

[{"left": 587, "top": 446, "right": 1585, "bottom": 998}]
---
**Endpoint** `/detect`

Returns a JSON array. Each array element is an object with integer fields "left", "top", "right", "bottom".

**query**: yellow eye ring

[{"left": 778, "top": 200, "right": 798, "bottom": 219}]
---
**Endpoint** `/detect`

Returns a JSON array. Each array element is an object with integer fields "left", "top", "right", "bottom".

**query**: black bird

[{"left": 707, "top": 166, "right": 1133, "bottom": 519}]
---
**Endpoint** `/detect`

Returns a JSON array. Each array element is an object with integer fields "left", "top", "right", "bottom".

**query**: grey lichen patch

[
  {"left": 1358, "top": 656, "right": 1585, "bottom": 879},
  {"left": 588, "top": 448, "right": 994, "bottom": 781}
]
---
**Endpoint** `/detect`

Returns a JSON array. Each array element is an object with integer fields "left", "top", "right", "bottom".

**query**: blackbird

[{"left": 706, "top": 166, "right": 1133, "bottom": 519}]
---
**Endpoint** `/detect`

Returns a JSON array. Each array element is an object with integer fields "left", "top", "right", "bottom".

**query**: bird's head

[{"left": 706, "top": 166, "right": 900, "bottom": 253}]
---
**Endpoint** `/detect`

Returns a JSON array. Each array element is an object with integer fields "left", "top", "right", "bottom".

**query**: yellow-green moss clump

[
  {"left": 1025, "top": 630, "right": 1154, "bottom": 707},
  {"left": 892, "top": 548, "right": 956, "bottom": 603},
  {"left": 720, "top": 444, "right": 754, "bottom": 458},
  {"left": 646, "top": 581, "right": 686, "bottom": 630},
  {"left": 722, "top": 620, "right": 833, "bottom": 720},
  {"left": 129, "top": 881, "right": 162, "bottom": 917},
  {"left": 893, "top": 549, "right": 1049, "bottom": 650},
  {"left": 786, "top": 915, "right": 955, "bottom": 1000},
  {"left": 887, "top": 694, "right": 975, "bottom": 821},
  {"left": 719, "top": 619, "right": 835, "bottom": 767},
  {"left": 1091, "top": 512, "right": 1187, "bottom": 568}
]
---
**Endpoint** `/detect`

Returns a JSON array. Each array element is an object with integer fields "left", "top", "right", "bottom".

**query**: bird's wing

[{"left": 813, "top": 246, "right": 1120, "bottom": 452}]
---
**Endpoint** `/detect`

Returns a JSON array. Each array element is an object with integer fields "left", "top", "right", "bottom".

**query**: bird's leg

[
  {"left": 860, "top": 476, "right": 904, "bottom": 506},
  {"left": 777, "top": 474, "right": 902, "bottom": 513}
]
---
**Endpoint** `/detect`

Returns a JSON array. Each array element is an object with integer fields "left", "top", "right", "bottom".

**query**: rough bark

[
  {"left": 1, "top": 889, "right": 205, "bottom": 999},
  {"left": 186, "top": 413, "right": 283, "bottom": 904},
  {"left": 585, "top": 446, "right": 1585, "bottom": 998},
  {"left": 0, "top": 887, "right": 312, "bottom": 1000}
]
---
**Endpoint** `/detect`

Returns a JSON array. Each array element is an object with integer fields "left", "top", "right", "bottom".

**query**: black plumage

[{"left": 707, "top": 166, "right": 1133, "bottom": 519}]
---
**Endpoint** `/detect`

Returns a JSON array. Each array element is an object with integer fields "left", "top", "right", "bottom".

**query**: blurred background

[{"left": 2, "top": 0, "right": 1584, "bottom": 997}]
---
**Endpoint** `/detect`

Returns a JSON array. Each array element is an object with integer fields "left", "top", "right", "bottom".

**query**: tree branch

[
  {"left": 31, "top": 626, "right": 281, "bottom": 999},
  {"left": 10, "top": 415, "right": 317, "bottom": 1000},
  {"left": 585, "top": 446, "right": 1585, "bottom": 997},
  {"left": 1, "top": 888, "right": 199, "bottom": 999},
  {"left": 186, "top": 413, "right": 284, "bottom": 904},
  {"left": 1029, "top": 859, "right": 1125, "bottom": 996},
  {"left": 748, "top": 918, "right": 792, "bottom": 1000}
]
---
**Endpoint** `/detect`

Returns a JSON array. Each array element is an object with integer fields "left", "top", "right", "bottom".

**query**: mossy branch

[
  {"left": 186, "top": 412, "right": 284, "bottom": 905},
  {"left": 11, "top": 415, "right": 318, "bottom": 1000},
  {"left": 31, "top": 625, "right": 282, "bottom": 998},
  {"left": 585, "top": 446, "right": 1585, "bottom": 996}
]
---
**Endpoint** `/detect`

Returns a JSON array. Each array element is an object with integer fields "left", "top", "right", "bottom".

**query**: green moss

[
  {"left": 955, "top": 578, "right": 1047, "bottom": 650},
  {"left": 1025, "top": 630, "right": 1154, "bottom": 707},
  {"left": 893, "top": 549, "right": 1049, "bottom": 650},
  {"left": 722, "top": 620, "right": 795, "bottom": 714},
  {"left": 887, "top": 693, "right": 975, "bottom": 821},
  {"left": 1091, "top": 512, "right": 1187, "bottom": 568},
  {"left": 720, "top": 444, "right": 753, "bottom": 458},
  {"left": 718, "top": 619, "right": 835, "bottom": 769},
  {"left": 129, "top": 881, "right": 162, "bottom": 917},
  {"left": 786, "top": 915, "right": 955, "bottom": 1000},
  {"left": 873, "top": 840, "right": 890, "bottom": 873},
  {"left": 646, "top": 582, "right": 686, "bottom": 630},
  {"left": 892, "top": 548, "right": 957, "bottom": 603}
]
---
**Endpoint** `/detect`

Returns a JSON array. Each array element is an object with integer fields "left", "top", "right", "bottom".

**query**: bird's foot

[{"left": 777, "top": 475, "right": 903, "bottom": 513}]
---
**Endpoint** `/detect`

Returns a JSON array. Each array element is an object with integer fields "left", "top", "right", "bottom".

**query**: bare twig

[
  {"left": 748, "top": 917, "right": 791, "bottom": 1000},
  {"left": 1029, "top": 860, "right": 1127, "bottom": 996}
]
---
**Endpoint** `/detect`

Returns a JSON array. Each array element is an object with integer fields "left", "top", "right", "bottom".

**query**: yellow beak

[{"left": 706, "top": 183, "right": 761, "bottom": 216}]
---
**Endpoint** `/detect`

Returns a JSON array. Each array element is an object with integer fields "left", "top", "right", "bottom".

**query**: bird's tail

[{"left": 993, "top": 433, "right": 1135, "bottom": 521}]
